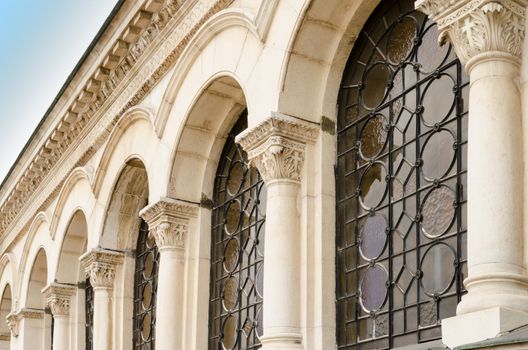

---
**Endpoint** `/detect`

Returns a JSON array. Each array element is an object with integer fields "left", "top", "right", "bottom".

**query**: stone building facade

[{"left": 0, "top": 0, "right": 526, "bottom": 349}]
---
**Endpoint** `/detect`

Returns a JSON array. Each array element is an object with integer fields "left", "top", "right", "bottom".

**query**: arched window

[
  {"left": 85, "top": 278, "right": 94, "bottom": 350},
  {"left": 336, "top": 0, "right": 468, "bottom": 348},
  {"left": 208, "top": 112, "right": 266, "bottom": 350},
  {"left": 133, "top": 219, "right": 159, "bottom": 349}
]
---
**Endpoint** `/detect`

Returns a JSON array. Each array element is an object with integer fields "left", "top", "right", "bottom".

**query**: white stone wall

[{"left": 0, "top": 0, "right": 527, "bottom": 349}]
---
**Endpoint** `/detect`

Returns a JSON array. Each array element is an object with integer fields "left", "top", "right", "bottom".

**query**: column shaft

[
  {"left": 156, "top": 248, "right": 185, "bottom": 349},
  {"left": 262, "top": 181, "right": 301, "bottom": 339},
  {"left": 52, "top": 316, "right": 70, "bottom": 350},
  {"left": 93, "top": 287, "right": 112, "bottom": 350}
]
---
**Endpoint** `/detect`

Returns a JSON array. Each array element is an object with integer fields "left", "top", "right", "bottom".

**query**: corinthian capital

[
  {"left": 6, "top": 308, "right": 44, "bottom": 337},
  {"left": 139, "top": 198, "right": 199, "bottom": 250},
  {"left": 80, "top": 249, "right": 124, "bottom": 289},
  {"left": 416, "top": 0, "right": 528, "bottom": 66},
  {"left": 235, "top": 113, "right": 319, "bottom": 184},
  {"left": 41, "top": 283, "right": 76, "bottom": 317}
]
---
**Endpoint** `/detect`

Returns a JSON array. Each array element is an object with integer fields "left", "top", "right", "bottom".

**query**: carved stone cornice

[
  {"left": 41, "top": 283, "right": 76, "bottom": 317},
  {"left": 235, "top": 113, "right": 319, "bottom": 184},
  {"left": 139, "top": 198, "right": 199, "bottom": 250},
  {"left": 6, "top": 308, "right": 44, "bottom": 337},
  {"left": 0, "top": 0, "right": 233, "bottom": 243},
  {"left": 416, "top": 0, "right": 528, "bottom": 66},
  {"left": 80, "top": 249, "right": 124, "bottom": 289}
]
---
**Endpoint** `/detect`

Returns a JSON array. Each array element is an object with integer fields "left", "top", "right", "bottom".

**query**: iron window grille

[
  {"left": 208, "top": 112, "right": 266, "bottom": 350},
  {"left": 336, "top": 0, "right": 468, "bottom": 348}
]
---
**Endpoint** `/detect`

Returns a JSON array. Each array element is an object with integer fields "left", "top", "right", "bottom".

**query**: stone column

[
  {"left": 417, "top": 0, "right": 528, "bottom": 347},
  {"left": 236, "top": 113, "right": 319, "bottom": 350},
  {"left": 139, "top": 198, "right": 198, "bottom": 349},
  {"left": 80, "top": 249, "right": 123, "bottom": 350},
  {"left": 42, "top": 283, "right": 76, "bottom": 350}
]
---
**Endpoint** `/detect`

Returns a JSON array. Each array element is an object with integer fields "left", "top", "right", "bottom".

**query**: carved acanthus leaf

[
  {"left": 235, "top": 113, "right": 319, "bottom": 183},
  {"left": 139, "top": 198, "right": 198, "bottom": 249},
  {"left": 79, "top": 249, "right": 124, "bottom": 289},
  {"left": 41, "top": 283, "right": 76, "bottom": 317},
  {"left": 416, "top": 0, "right": 528, "bottom": 64}
]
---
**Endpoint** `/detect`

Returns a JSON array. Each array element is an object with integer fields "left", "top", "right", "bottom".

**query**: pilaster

[{"left": 6, "top": 308, "right": 44, "bottom": 338}]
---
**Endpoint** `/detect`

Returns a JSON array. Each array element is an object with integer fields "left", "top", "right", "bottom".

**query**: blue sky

[{"left": 0, "top": 1, "right": 118, "bottom": 182}]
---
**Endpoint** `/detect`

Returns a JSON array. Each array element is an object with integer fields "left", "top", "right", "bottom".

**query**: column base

[
  {"left": 442, "top": 307, "right": 528, "bottom": 349},
  {"left": 260, "top": 333, "right": 303, "bottom": 350}
]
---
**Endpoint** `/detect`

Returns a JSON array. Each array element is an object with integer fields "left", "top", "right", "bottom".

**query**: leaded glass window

[
  {"left": 336, "top": 0, "right": 468, "bottom": 348},
  {"left": 85, "top": 278, "right": 94, "bottom": 350},
  {"left": 208, "top": 112, "right": 266, "bottom": 350},
  {"left": 133, "top": 219, "right": 159, "bottom": 349}
]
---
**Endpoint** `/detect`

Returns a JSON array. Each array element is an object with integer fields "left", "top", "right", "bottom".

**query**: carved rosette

[
  {"left": 6, "top": 308, "right": 44, "bottom": 337},
  {"left": 416, "top": 0, "right": 528, "bottom": 65},
  {"left": 235, "top": 113, "right": 319, "bottom": 184},
  {"left": 41, "top": 283, "right": 76, "bottom": 317},
  {"left": 79, "top": 249, "right": 124, "bottom": 289},
  {"left": 139, "top": 198, "right": 199, "bottom": 250}
]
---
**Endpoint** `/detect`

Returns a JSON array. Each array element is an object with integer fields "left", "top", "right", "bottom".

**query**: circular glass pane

[
  {"left": 362, "top": 63, "right": 390, "bottom": 109},
  {"left": 360, "top": 114, "right": 388, "bottom": 159},
  {"left": 227, "top": 161, "right": 245, "bottom": 196},
  {"left": 421, "top": 130, "right": 455, "bottom": 179},
  {"left": 360, "top": 214, "right": 387, "bottom": 260},
  {"left": 223, "top": 276, "right": 238, "bottom": 311},
  {"left": 141, "top": 313, "right": 152, "bottom": 341},
  {"left": 223, "top": 238, "right": 239, "bottom": 272},
  {"left": 143, "top": 252, "right": 154, "bottom": 278},
  {"left": 225, "top": 200, "right": 241, "bottom": 234},
  {"left": 421, "top": 186, "right": 456, "bottom": 238},
  {"left": 420, "top": 243, "right": 456, "bottom": 295},
  {"left": 142, "top": 283, "right": 152, "bottom": 309},
  {"left": 359, "top": 163, "right": 387, "bottom": 209},
  {"left": 222, "top": 315, "right": 237, "bottom": 349},
  {"left": 422, "top": 75, "right": 455, "bottom": 125},
  {"left": 387, "top": 17, "right": 417, "bottom": 64},
  {"left": 360, "top": 264, "right": 388, "bottom": 312},
  {"left": 418, "top": 24, "right": 450, "bottom": 73}
]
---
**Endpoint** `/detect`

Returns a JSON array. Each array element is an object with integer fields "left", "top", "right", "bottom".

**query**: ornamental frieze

[{"left": 0, "top": 0, "right": 233, "bottom": 243}]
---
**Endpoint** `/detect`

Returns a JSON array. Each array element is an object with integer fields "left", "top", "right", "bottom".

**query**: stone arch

[
  {"left": 24, "top": 248, "right": 48, "bottom": 310},
  {"left": 49, "top": 167, "right": 94, "bottom": 240},
  {"left": 98, "top": 158, "right": 149, "bottom": 350},
  {"left": 18, "top": 215, "right": 51, "bottom": 307},
  {"left": 165, "top": 74, "right": 250, "bottom": 349},
  {"left": 167, "top": 74, "right": 247, "bottom": 202},
  {"left": 54, "top": 210, "right": 88, "bottom": 284},
  {"left": 93, "top": 106, "right": 155, "bottom": 198},
  {"left": 99, "top": 159, "right": 149, "bottom": 251},
  {"left": 279, "top": 0, "right": 381, "bottom": 122},
  {"left": 0, "top": 284, "right": 12, "bottom": 345}
]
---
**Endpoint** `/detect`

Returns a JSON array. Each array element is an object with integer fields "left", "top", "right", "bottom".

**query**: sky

[{"left": 0, "top": 0, "right": 119, "bottom": 183}]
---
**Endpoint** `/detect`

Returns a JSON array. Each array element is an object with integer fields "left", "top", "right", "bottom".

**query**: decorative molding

[
  {"left": 0, "top": 0, "right": 233, "bottom": 246},
  {"left": 41, "top": 283, "right": 76, "bottom": 317},
  {"left": 235, "top": 113, "right": 319, "bottom": 183},
  {"left": 6, "top": 308, "right": 44, "bottom": 337},
  {"left": 140, "top": 197, "right": 199, "bottom": 250},
  {"left": 416, "top": 0, "right": 528, "bottom": 65},
  {"left": 0, "top": 331, "right": 10, "bottom": 341},
  {"left": 79, "top": 249, "right": 124, "bottom": 289}
]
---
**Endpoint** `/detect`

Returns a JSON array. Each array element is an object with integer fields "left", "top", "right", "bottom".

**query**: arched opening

[
  {"left": 0, "top": 284, "right": 12, "bottom": 349},
  {"left": 56, "top": 210, "right": 88, "bottom": 349},
  {"left": 100, "top": 159, "right": 151, "bottom": 350},
  {"left": 25, "top": 248, "right": 51, "bottom": 350},
  {"left": 207, "top": 114, "right": 267, "bottom": 349},
  {"left": 335, "top": 0, "right": 468, "bottom": 348}
]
